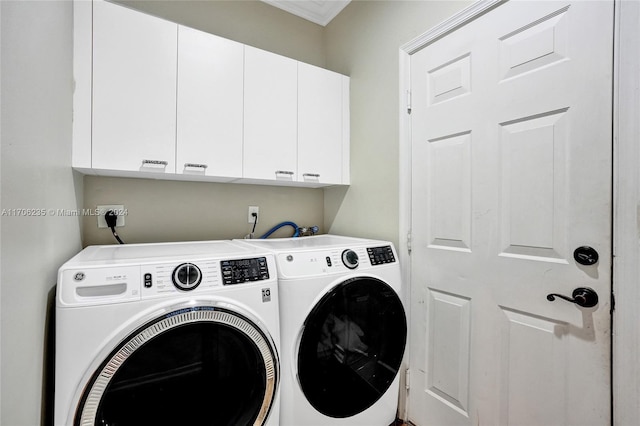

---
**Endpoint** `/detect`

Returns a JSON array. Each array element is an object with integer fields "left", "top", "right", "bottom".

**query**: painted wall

[
  {"left": 83, "top": 177, "right": 324, "bottom": 244},
  {"left": 115, "top": 0, "right": 326, "bottom": 68},
  {"left": 323, "top": 0, "right": 472, "bottom": 247},
  {"left": 80, "top": 0, "right": 328, "bottom": 246},
  {"left": 0, "top": 1, "right": 83, "bottom": 424}
]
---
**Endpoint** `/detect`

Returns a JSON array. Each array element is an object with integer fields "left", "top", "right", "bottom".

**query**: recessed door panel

[
  {"left": 499, "top": 307, "right": 569, "bottom": 426},
  {"left": 422, "top": 132, "right": 472, "bottom": 251},
  {"left": 425, "top": 289, "right": 471, "bottom": 415},
  {"left": 428, "top": 54, "right": 472, "bottom": 105},
  {"left": 499, "top": 109, "right": 569, "bottom": 262},
  {"left": 499, "top": 7, "right": 569, "bottom": 80}
]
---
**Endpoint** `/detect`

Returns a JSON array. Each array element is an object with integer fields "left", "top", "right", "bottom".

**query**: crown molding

[{"left": 261, "top": 0, "right": 351, "bottom": 26}]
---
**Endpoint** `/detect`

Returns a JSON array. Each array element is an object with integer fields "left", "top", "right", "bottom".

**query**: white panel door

[
  {"left": 298, "top": 62, "right": 345, "bottom": 185},
  {"left": 243, "top": 46, "right": 298, "bottom": 182},
  {"left": 409, "top": 1, "right": 613, "bottom": 425},
  {"left": 176, "top": 26, "right": 244, "bottom": 179},
  {"left": 92, "top": 1, "right": 178, "bottom": 173}
]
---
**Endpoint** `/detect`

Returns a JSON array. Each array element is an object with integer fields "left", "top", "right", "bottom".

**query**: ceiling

[{"left": 260, "top": 0, "right": 351, "bottom": 26}]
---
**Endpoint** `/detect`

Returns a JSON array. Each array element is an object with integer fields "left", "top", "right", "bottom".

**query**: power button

[{"left": 144, "top": 273, "right": 153, "bottom": 288}]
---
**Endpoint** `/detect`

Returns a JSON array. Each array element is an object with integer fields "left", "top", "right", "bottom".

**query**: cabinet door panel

[
  {"left": 92, "top": 1, "right": 177, "bottom": 173},
  {"left": 177, "top": 26, "right": 243, "bottom": 179},
  {"left": 298, "top": 63, "right": 345, "bottom": 185},
  {"left": 243, "top": 46, "right": 298, "bottom": 181}
]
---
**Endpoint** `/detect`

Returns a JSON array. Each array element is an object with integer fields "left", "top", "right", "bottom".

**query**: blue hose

[{"left": 259, "top": 221, "right": 300, "bottom": 239}]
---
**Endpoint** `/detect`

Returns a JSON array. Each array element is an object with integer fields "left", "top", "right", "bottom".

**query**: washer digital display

[{"left": 221, "top": 257, "right": 269, "bottom": 285}]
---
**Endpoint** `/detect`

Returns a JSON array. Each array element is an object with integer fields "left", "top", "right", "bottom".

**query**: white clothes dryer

[
  {"left": 55, "top": 240, "right": 280, "bottom": 426},
  {"left": 238, "top": 235, "right": 407, "bottom": 426}
]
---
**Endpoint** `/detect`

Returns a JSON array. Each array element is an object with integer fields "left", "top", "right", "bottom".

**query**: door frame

[
  {"left": 610, "top": 1, "right": 640, "bottom": 424},
  {"left": 397, "top": 0, "right": 639, "bottom": 423}
]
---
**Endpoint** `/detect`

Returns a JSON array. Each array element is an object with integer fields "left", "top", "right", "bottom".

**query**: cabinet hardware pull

[
  {"left": 275, "top": 170, "right": 294, "bottom": 175},
  {"left": 184, "top": 163, "right": 208, "bottom": 169},
  {"left": 142, "top": 159, "right": 168, "bottom": 166},
  {"left": 303, "top": 173, "right": 320, "bottom": 178}
]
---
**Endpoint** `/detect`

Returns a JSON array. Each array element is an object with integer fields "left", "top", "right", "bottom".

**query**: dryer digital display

[
  {"left": 221, "top": 257, "right": 269, "bottom": 285},
  {"left": 366, "top": 245, "right": 396, "bottom": 265}
]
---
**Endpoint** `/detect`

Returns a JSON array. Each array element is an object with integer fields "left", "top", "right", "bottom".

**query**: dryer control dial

[
  {"left": 342, "top": 249, "right": 359, "bottom": 269},
  {"left": 172, "top": 263, "right": 202, "bottom": 291}
]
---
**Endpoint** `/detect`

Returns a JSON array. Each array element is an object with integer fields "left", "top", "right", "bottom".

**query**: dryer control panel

[
  {"left": 367, "top": 245, "right": 396, "bottom": 265},
  {"left": 275, "top": 243, "right": 399, "bottom": 279}
]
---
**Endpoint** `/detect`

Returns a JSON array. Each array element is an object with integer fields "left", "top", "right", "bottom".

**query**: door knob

[
  {"left": 574, "top": 246, "right": 599, "bottom": 266},
  {"left": 546, "top": 287, "right": 599, "bottom": 308}
]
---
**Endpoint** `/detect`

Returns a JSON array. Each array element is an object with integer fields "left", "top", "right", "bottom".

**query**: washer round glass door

[
  {"left": 75, "top": 305, "right": 278, "bottom": 426},
  {"left": 297, "top": 277, "right": 407, "bottom": 418}
]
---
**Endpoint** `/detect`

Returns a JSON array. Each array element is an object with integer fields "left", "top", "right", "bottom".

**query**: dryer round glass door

[
  {"left": 75, "top": 306, "right": 278, "bottom": 426},
  {"left": 297, "top": 277, "right": 407, "bottom": 418}
]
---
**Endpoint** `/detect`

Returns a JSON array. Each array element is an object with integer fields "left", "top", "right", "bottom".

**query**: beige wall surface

[
  {"left": 0, "top": 1, "right": 83, "bottom": 424},
  {"left": 84, "top": 176, "right": 324, "bottom": 244},
  {"left": 115, "top": 0, "right": 327, "bottom": 68},
  {"left": 323, "top": 0, "right": 472, "bottom": 247}
]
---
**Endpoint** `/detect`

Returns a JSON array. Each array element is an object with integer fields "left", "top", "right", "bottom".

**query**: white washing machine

[
  {"left": 55, "top": 240, "right": 280, "bottom": 426},
  {"left": 238, "top": 235, "right": 407, "bottom": 426}
]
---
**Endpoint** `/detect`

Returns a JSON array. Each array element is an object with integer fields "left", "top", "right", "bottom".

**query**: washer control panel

[
  {"left": 367, "top": 245, "right": 396, "bottom": 265},
  {"left": 221, "top": 257, "right": 269, "bottom": 285},
  {"left": 142, "top": 260, "right": 217, "bottom": 295},
  {"left": 140, "top": 257, "right": 271, "bottom": 296},
  {"left": 57, "top": 243, "right": 277, "bottom": 306}
]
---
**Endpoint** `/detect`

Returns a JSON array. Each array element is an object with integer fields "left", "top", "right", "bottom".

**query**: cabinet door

[
  {"left": 177, "top": 26, "right": 243, "bottom": 179},
  {"left": 298, "top": 63, "right": 346, "bottom": 185},
  {"left": 243, "top": 46, "right": 298, "bottom": 181},
  {"left": 92, "top": 1, "right": 177, "bottom": 173}
]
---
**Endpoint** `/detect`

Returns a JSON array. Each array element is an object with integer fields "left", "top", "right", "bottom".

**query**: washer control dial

[
  {"left": 341, "top": 249, "right": 359, "bottom": 269},
  {"left": 172, "top": 263, "right": 202, "bottom": 291}
]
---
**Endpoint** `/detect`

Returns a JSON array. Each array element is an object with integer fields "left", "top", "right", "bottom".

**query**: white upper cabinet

[
  {"left": 91, "top": 0, "right": 178, "bottom": 173},
  {"left": 176, "top": 26, "right": 244, "bottom": 180},
  {"left": 298, "top": 62, "right": 349, "bottom": 185},
  {"left": 243, "top": 46, "right": 299, "bottom": 182},
  {"left": 74, "top": 0, "right": 349, "bottom": 187}
]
